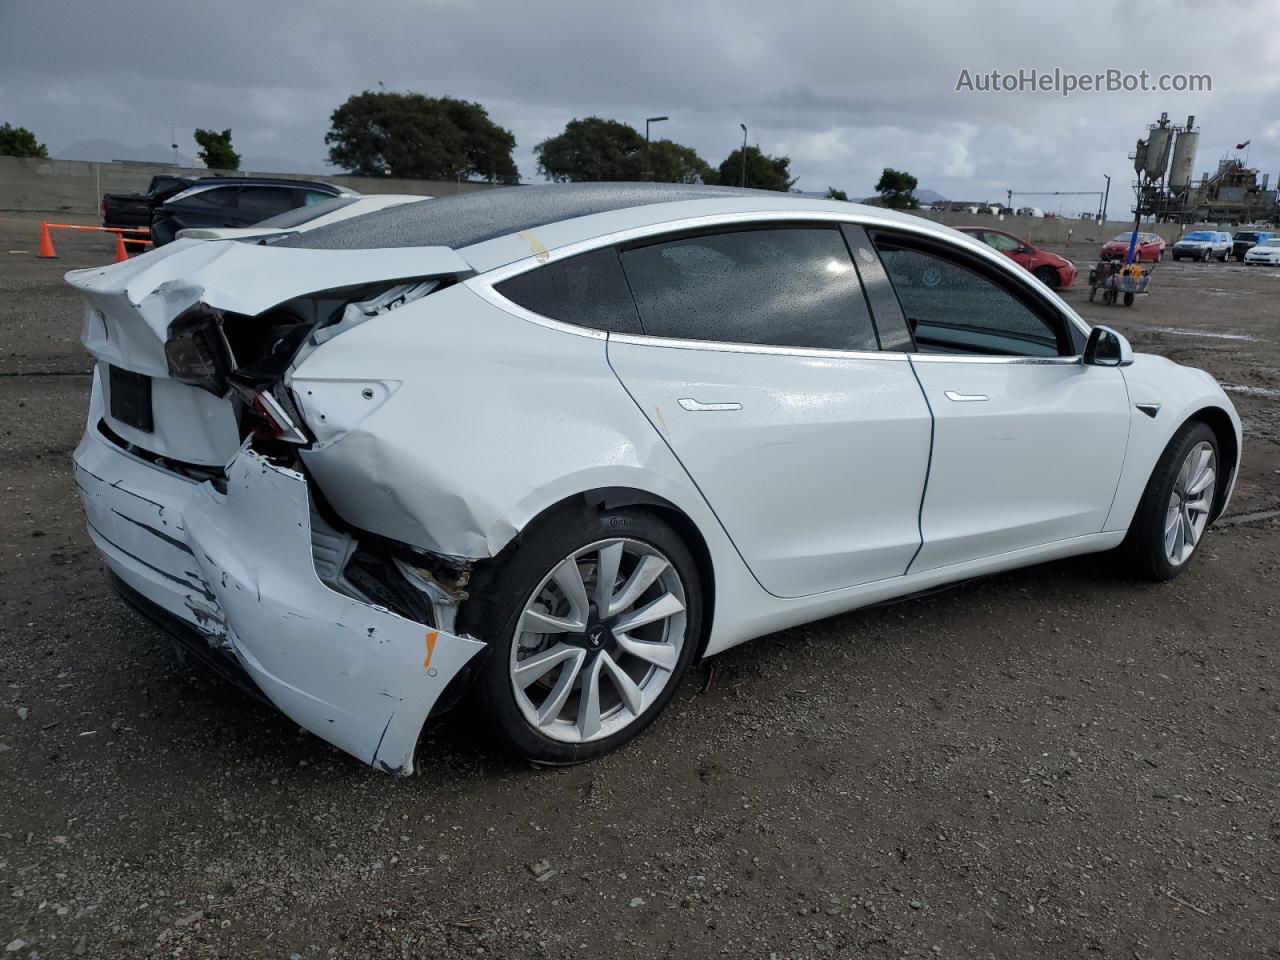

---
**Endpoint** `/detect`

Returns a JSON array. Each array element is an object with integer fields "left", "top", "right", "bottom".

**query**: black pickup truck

[{"left": 101, "top": 175, "right": 193, "bottom": 249}]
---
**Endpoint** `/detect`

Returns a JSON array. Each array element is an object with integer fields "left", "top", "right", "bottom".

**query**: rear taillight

[
  {"left": 232, "top": 383, "right": 308, "bottom": 444},
  {"left": 165, "top": 305, "right": 232, "bottom": 395}
]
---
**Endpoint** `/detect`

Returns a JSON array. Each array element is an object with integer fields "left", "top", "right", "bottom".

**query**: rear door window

[
  {"left": 618, "top": 226, "right": 878, "bottom": 351},
  {"left": 495, "top": 247, "right": 643, "bottom": 334},
  {"left": 238, "top": 187, "right": 299, "bottom": 220},
  {"left": 300, "top": 189, "right": 335, "bottom": 206},
  {"left": 181, "top": 186, "right": 239, "bottom": 210}
]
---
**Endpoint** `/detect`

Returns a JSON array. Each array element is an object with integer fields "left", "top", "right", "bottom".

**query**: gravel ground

[{"left": 1, "top": 215, "right": 1277, "bottom": 959}]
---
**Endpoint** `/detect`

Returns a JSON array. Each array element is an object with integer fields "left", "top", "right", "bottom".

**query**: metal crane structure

[{"left": 1131, "top": 113, "right": 1279, "bottom": 225}]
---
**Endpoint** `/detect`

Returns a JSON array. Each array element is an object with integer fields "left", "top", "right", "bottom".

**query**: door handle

[
  {"left": 944, "top": 391, "right": 989, "bottom": 402},
  {"left": 678, "top": 398, "right": 742, "bottom": 412}
]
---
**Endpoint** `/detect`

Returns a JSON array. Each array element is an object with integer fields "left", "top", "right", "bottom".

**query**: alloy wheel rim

[
  {"left": 509, "top": 538, "right": 687, "bottom": 743},
  {"left": 1165, "top": 441, "right": 1215, "bottom": 566}
]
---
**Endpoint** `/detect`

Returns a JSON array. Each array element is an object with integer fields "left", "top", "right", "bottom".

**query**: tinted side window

[
  {"left": 239, "top": 187, "right": 298, "bottom": 219},
  {"left": 619, "top": 227, "right": 877, "bottom": 351},
  {"left": 874, "top": 241, "right": 1062, "bottom": 357},
  {"left": 496, "top": 247, "right": 642, "bottom": 334},
  {"left": 981, "top": 231, "right": 1021, "bottom": 253},
  {"left": 181, "top": 187, "right": 238, "bottom": 210}
]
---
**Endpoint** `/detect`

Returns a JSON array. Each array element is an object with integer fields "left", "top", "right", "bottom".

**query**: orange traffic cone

[
  {"left": 36, "top": 223, "right": 57, "bottom": 259},
  {"left": 113, "top": 232, "right": 128, "bottom": 263}
]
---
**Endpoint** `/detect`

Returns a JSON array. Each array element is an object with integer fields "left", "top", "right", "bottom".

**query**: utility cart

[{"left": 1088, "top": 260, "right": 1152, "bottom": 306}]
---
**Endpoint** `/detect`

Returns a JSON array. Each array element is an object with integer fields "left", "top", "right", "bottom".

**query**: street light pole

[
  {"left": 644, "top": 116, "right": 668, "bottom": 181},
  {"left": 739, "top": 123, "right": 748, "bottom": 188},
  {"left": 168, "top": 120, "right": 177, "bottom": 166},
  {"left": 1101, "top": 174, "right": 1111, "bottom": 223}
]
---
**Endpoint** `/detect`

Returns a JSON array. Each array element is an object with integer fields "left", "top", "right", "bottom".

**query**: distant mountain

[{"left": 857, "top": 187, "right": 948, "bottom": 206}]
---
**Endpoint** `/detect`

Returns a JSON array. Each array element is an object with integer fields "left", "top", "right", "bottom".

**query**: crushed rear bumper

[{"left": 73, "top": 374, "right": 485, "bottom": 775}]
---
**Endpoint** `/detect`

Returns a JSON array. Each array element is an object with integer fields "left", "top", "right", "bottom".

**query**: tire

[
  {"left": 1156, "top": 251, "right": 1163, "bottom": 262},
  {"left": 1172, "top": 255, "right": 1180, "bottom": 262},
  {"left": 460, "top": 506, "right": 702, "bottom": 764},
  {"left": 1034, "top": 266, "right": 1060, "bottom": 288},
  {"left": 1123, "top": 292, "right": 1135, "bottom": 306},
  {"left": 1122, "top": 421, "right": 1219, "bottom": 581}
]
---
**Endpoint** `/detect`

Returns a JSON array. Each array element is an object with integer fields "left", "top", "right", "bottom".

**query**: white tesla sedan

[{"left": 68, "top": 184, "right": 1241, "bottom": 772}]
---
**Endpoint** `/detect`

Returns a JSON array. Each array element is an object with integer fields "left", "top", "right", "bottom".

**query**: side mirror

[{"left": 1083, "top": 325, "right": 1134, "bottom": 367}]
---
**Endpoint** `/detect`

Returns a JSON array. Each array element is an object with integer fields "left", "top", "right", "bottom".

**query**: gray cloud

[{"left": 2, "top": 0, "right": 1278, "bottom": 206}]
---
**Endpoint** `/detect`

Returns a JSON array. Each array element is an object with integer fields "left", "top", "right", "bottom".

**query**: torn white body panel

[
  {"left": 290, "top": 282, "right": 743, "bottom": 565},
  {"left": 68, "top": 239, "right": 472, "bottom": 466},
  {"left": 74, "top": 370, "right": 484, "bottom": 775}
]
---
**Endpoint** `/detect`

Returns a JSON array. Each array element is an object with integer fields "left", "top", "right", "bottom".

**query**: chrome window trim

[
  {"left": 470, "top": 208, "right": 1090, "bottom": 346},
  {"left": 908, "top": 353, "right": 1083, "bottom": 365},
  {"left": 608, "top": 330, "right": 907, "bottom": 362}
]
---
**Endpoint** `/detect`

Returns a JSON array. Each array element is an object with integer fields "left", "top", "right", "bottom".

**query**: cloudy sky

[{"left": 3, "top": 0, "right": 1279, "bottom": 209}]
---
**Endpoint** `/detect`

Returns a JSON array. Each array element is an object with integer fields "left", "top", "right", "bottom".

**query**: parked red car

[
  {"left": 956, "top": 227, "right": 1077, "bottom": 289},
  {"left": 1100, "top": 231, "right": 1166, "bottom": 262}
]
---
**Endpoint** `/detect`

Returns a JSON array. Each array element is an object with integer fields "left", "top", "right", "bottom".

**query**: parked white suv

[{"left": 1171, "top": 230, "right": 1231, "bottom": 262}]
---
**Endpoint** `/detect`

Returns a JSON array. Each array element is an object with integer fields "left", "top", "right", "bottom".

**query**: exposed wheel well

[
  {"left": 1186, "top": 406, "right": 1238, "bottom": 522},
  {"left": 503, "top": 488, "right": 717, "bottom": 661}
]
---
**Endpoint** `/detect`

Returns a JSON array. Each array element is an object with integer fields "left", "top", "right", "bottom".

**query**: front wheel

[
  {"left": 462, "top": 507, "right": 702, "bottom": 763},
  {"left": 1034, "top": 266, "right": 1060, "bottom": 288},
  {"left": 1122, "top": 422, "right": 1218, "bottom": 580}
]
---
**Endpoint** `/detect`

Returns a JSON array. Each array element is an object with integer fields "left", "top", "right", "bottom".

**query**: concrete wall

[
  {"left": 909, "top": 209, "right": 1229, "bottom": 246},
  {"left": 0, "top": 155, "right": 507, "bottom": 215}
]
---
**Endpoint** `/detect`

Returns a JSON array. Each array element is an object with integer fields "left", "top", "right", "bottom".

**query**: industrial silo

[
  {"left": 1133, "top": 138, "right": 1149, "bottom": 176},
  {"left": 1145, "top": 123, "right": 1174, "bottom": 179},
  {"left": 1169, "top": 117, "right": 1200, "bottom": 192}
]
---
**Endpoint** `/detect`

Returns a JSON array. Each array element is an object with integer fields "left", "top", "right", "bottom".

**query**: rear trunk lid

[{"left": 68, "top": 237, "right": 472, "bottom": 466}]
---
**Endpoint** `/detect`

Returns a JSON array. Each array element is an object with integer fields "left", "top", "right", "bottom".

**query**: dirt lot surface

[{"left": 1, "top": 215, "right": 1277, "bottom": 959}]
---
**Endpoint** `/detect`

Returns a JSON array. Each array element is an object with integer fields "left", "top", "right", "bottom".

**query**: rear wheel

[
  {"left": 1122, "top": 422, "right": 1218, "bottom": 580},
  {"left": 462, "top": 508, "right": 702, "bottom": 763}
]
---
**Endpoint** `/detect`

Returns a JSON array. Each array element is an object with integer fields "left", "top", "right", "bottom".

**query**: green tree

[
  {"left": 535, "top": 118, "right": 715, "bottom": 184},
  {"left": 0, "top": 123, "right": 49, "bottom": 159},
  {"left": 648, "top": 139, "right": 715, "bottom": 184},
  {"left": 875, "top": 167, "right": 918, "bottom": 209},
  {"left": 325, "top": 91, "right": 518, "bottom": 182},
  {"left": 439, "top": 98, "right": 518, "bottom": 183},
  {"left": 825, "top": 187, "right": 849, "bottom": 201},
  {"left": 535, "top": 117, "right": 645, "bottom": 182},
  {"left": 194, "top": 128, "right": 241, "bottom": 170},
  {"left": 716, "top": 146, "right": 795, "bottom": 191}
]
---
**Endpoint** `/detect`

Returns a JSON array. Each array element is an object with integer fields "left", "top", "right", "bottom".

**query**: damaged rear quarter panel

[
  {"left": 181, "top": 451, "right": 486, "bottom": 774},
  {"left": 289, "top": 282, "right": 729, "bottom": 562}
]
